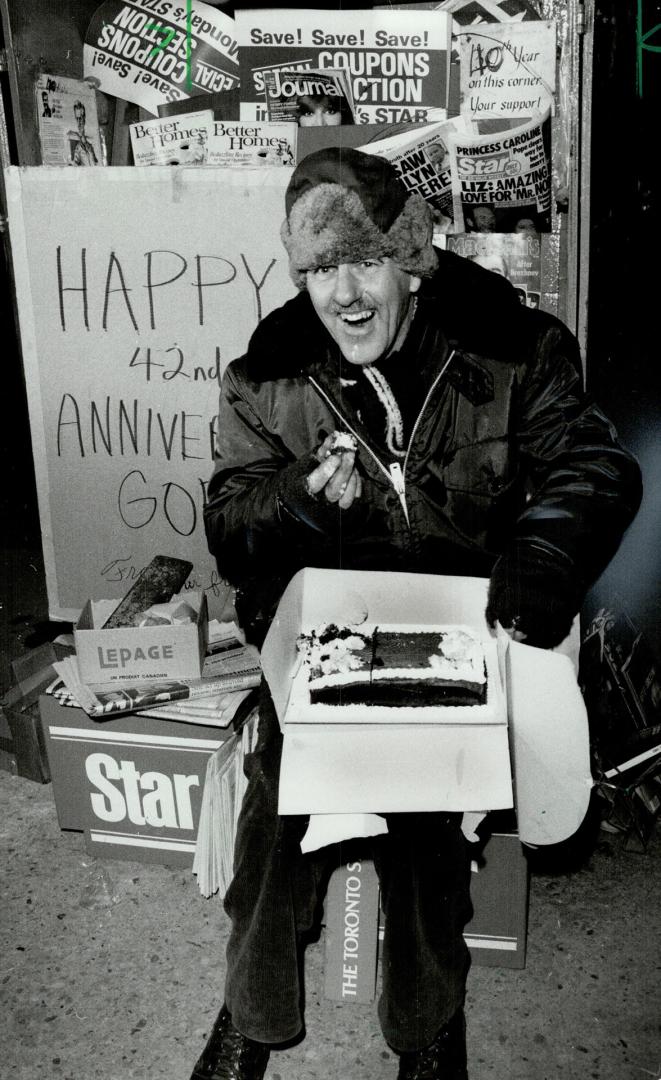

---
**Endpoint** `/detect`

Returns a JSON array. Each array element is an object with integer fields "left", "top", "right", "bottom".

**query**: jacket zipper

[{"left": 308, "top": 348, "right": 455, "bottom": 527}]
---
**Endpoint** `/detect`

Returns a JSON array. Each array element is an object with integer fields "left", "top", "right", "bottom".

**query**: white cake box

[{"left": 262, "top": 568, "right": 513, "bottom": 816}]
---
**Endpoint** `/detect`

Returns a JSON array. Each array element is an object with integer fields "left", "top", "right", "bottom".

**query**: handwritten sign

[
  {"left": 459, "top": 21, "right": 556, "bottom": 121},
  {"left": 6, "top": 167, "right": 294, "bottom": 620}
]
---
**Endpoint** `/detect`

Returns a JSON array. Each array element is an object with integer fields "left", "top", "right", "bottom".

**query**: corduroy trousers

[{"left": 223, "top": 683, "right": 473, "bottom": 1053}]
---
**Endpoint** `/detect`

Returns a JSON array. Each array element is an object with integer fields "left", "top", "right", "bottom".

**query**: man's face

[
  {"left": 471, "top": 206, "right": 496, "bottom": 232},
  {"left": 306, "top": 257, "right": 421, "bottom": 366},
  {"left": 74, "top": 107, "right": 86, "bottom": 135}
]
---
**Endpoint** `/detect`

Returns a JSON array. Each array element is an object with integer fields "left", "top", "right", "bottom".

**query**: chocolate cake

[{"left": 297, "top": 624, "right": 487, "bottom": 707}]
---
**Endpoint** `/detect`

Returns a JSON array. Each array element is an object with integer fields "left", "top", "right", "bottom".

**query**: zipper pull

[{"left": 389, "top": 462, "right": 409, "bottom": 524}]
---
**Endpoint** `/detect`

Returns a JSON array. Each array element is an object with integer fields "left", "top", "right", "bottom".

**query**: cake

[
  {"left": 296, "top": 624, "right": 487, "bottom": 707},
  {"left": 326, "top": 431, "right": 358, "bottom": 455}
]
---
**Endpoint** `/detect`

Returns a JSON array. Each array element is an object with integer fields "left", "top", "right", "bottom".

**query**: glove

[{"left": 486, "top": 542, "right": 582, "bottom": 649}]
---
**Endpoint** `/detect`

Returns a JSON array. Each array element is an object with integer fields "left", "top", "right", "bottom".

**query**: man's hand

[{"left": 306, "top": 432, "right": 362, "bottom": 510}]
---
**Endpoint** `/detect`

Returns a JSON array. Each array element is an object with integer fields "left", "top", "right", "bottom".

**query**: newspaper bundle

[
  {"left": 447, "top": 231, "right": 541, "bottom": 307},
  {"left": 83, "top": 0, "right": 239, "bottom": 116},
  {"left": 36, "top": 73, "right": 103, "bottom": 166},
  {"left": 361, "top": 117, "right": 470, "bottom": 232},
  {"left": 262, "top": 67, "right": 355, "bottom": 125},
  {"left": 449, "top": 109, "right": 552, "bottom": 232},
  {"left": 236, "top": 8, "right": 452, "bottom": 124},
  {"left": 49, "top": 642, "right": 261, "bottom": 719},
  {"left": 193, "top": 707, "right": 260, "bottom": 898}
]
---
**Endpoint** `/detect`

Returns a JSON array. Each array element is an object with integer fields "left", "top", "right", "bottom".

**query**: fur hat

[{"left": 281, "top": 147, "right": 438, "bottom": 289}]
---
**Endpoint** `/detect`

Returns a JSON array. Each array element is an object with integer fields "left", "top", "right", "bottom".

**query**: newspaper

[
  {"left": 205, "top": 121, "right": 297, "bottom": 166},
  {"left": 360, "top": 117, "right": 470, "bottom": 232},
  {"left": 449, "top": 108, "right": 552, "bottom": 232},
  {"left": 84, "top": 0, "right": 239, "bottom": 116},
  {"left": 458, "top": 20, "right": 556, "bottom": 123},
  {"left": 447, "top": 231, "right": 541, "bottom": 307},
  {"left": 49, "top": 644, "right": 261, "bottom": 719},
  {"left": 262, "top": 67, "right": 355, "bottom": 125},
  {"left": 130, "top": 108, "right": 213, "bottom": 165},
  {"left": 36, "top": 73, "right": 104, "bottom": 166},
  {"left": 193, "top": 709, "right": 259, "bottom": 897},
  {"left": 236, "top": 7, "right": 451, "bottom": 124}
]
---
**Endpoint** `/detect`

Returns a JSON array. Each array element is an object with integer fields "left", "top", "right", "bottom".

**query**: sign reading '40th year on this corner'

[{"left": 84, "top": 0, "right": 239, "bottom": 115}]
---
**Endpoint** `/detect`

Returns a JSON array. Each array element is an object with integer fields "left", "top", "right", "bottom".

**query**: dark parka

[{"left": 204, "top": 250, "right": 642, "bottom": 646}]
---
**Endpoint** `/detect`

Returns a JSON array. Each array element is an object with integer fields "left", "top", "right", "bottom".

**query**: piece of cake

[
  {"left": 296, "top": 624, "right": 487, "bottom": 707},
  {"left": 325, "top": 431, "right": 358, "bottom": 456}
]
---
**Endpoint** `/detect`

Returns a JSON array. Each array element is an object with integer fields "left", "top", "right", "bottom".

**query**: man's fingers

[
  {"left": 338, "top": 470, "right": 359, "bottom": 510},
  {"left": 306, "top": 453, "right": 342, "bottom": 495},
  {"left": 322, "top": 452, "right": 356, "bottom": 502}
]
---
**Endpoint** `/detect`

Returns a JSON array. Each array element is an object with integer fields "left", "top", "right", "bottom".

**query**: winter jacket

[{"left": 204, "top": 250, "right": 642, "bottom": 645}]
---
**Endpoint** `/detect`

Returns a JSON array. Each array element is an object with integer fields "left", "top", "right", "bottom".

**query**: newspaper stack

[
  {"left": 193, "top": 707, "right": 260, "bottom": 898},
  {"left": 48, "top": 620, "right": 262, "bottom": 723}
]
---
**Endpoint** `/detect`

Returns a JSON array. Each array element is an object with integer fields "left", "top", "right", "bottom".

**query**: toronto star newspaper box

[{"left": 262, "top": 567, "right": 592, "bottom": 844}]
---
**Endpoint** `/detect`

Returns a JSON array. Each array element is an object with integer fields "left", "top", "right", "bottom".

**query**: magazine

[
  {"left": 206, "top": 121, "right": 297, "bottom": 166},
  {"left": 457, "top": 20, "right": 556, "bottom": 124},
  {"left": 36, "top": 73, "right": 103, "bottom": 166},
  {"left": 361, "top": 117, "right": 470, "bottom": 232},
  {"left": 262, "top": 67, "right": 355, "bottom": 125},
  {"left": 236, "top": 7, "right": 451, "bottom": 124},
  {"left": 130, "top": 109, "right": 214, "bottom": 165},
  {"left": 448, "top": 108, "right": 552, "bottom": 232},
  {"left": 447, "top": 231, "right": 541, "bottom": 307},
  {"left": 83, "top": 0, "right": 239, "bottom": 116}
]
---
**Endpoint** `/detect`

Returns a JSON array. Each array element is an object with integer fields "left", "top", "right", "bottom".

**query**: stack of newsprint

[
  {"left": 193, "top": 707, "right": 260, "bottom": 899},
  {"left": 47, "top": 555, "right": 262, "bottom": 728},
  {"left": 77, "top": 3, "right": 559, "bottom": 250}
]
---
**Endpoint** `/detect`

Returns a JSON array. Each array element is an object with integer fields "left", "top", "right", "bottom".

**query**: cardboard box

[
  {"left": 463, "top": 832, "right": 529, "bottom": 968},
  {"left": 324, "top": 859, "right": 380, "bottom": 1003},
  {"left": 261, "top": 568, "right": 513, "bottom": 816},
  {"left": 40, "top": 693, "right": 232, "bottom": 867},
  {"left": 325, "top": 832, "right": 529, "bottom": 1005},
  {"left": 74, "top": 591, "right": 208, "bottom": 684}
]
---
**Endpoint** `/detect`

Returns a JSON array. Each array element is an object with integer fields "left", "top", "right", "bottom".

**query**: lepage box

[
  {"left": 261, "top": 568, "right": 513, "bottom": 816},
  {"left": 74, "top": 591, "right": 208, "bottom": 685}
]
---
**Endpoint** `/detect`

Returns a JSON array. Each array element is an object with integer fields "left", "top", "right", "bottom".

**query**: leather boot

[
  {"left": 189, "top": 1005, "right": 270, "bottom": 1080},
  {"left": 396, "top": 1007, "right": 468, "bottom": 1080}
]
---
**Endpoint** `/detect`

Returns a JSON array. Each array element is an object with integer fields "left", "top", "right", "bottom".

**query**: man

[
  {"left": 196, "top": 148, "right": 641, "bottom": 1079},
  {"left": 71, "top": 101, "right": 98, "bottom": 166}
]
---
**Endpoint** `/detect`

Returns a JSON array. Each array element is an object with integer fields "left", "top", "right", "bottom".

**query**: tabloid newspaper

[
  {"left": 449, "top": 108, "right": 552, "bottom": 232},
  {"left": 447, "top": 232, "right": 542, "bottom": 308},
  {"left": 130, "top": 108, "right": 213, "bottom": 164},
  {"left": 457, "top": 20, "right": 556, "bottom": 124},
  {"left": 235, "top": 8, "right": 451, "bottom": 124},
  {"left": 360, "top": 118, "right": 470, "bottom": 232},
  {"left": 262, "top": 67, "right": 355, "bottom": 125},
  {"left": 83, "top": 0, "right": 239, "bottom": 116},
  {"left": 36, "top": 73, "right": 104, "bottom": 166}
]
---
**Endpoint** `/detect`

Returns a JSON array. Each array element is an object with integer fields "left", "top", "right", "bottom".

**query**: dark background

[{"left": 1, "top": 0, "right": 659, "bottom": 657}]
